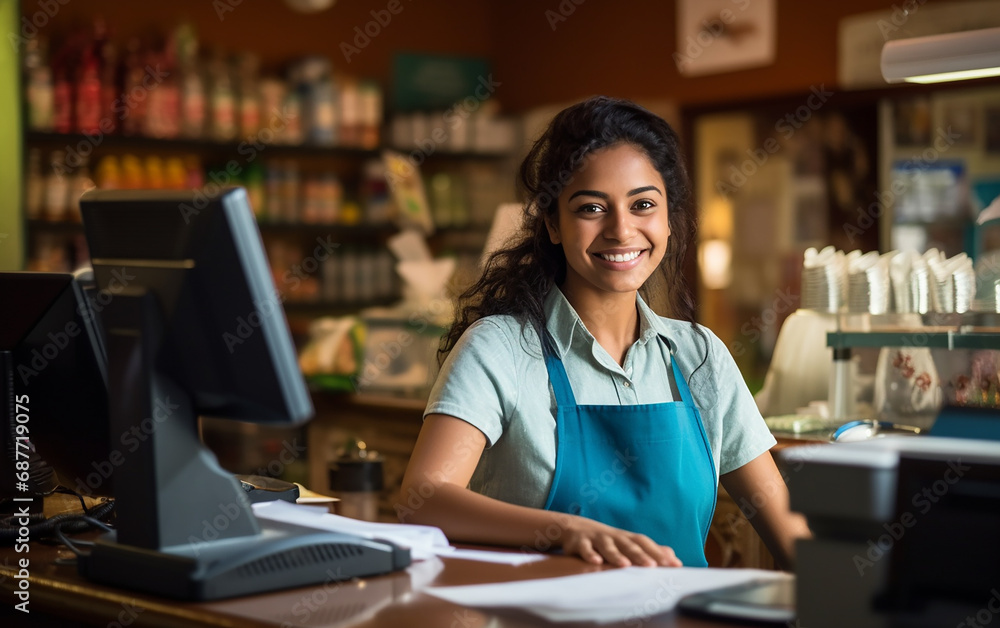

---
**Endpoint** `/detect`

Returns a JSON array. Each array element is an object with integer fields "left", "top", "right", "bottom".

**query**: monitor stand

[{"left": 77, "top": 290, "right": 410, "bottom": 600}]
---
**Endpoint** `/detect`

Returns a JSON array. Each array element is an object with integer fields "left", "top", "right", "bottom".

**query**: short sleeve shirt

[{"left": 424, "top": 287, "right": 776, "bottom": 508}]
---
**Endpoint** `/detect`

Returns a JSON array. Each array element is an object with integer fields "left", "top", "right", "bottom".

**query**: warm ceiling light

[{"left": 881, "top": 26, "right": 1000, "bottom": 84}]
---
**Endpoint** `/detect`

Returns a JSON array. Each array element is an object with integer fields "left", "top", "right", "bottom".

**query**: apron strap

[
  {"left": 541, "top": 329, "right": 578, "bottom": 407},
  {"left": 670, "top": 356, "right": 695, "bottom": 407}
]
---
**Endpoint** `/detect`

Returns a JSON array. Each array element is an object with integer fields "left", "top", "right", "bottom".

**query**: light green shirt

[{"left": 424, "top": 287, "right": 776, "bottom": 508}]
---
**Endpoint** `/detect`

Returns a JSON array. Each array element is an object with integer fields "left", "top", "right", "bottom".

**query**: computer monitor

[
  {"left": 0, "top": 270, "right": 110, "bottom": 502},
  {"left": 77, "top": 187, "right": 409, "bottom": 600}
]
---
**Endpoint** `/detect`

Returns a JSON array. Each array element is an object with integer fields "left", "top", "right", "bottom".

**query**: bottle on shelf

[
  {"left": 237, "top": 53, "right": 261, "bottom": 139},
  {"left": 52, "top": 63, "right": 73, "bottom": 134},
  {"left": 23, "top": 37, "right": 54, "bottom": 132},
  {"left": 68, "top": 158, "right": 96, "bottom": 222},
  {"left": 165, "top": 157, "right": 188, "bottom": 190},
  {"left": 338, "top": 78, "right": 360, "bottom": 147},
  {"left": 25, "top": 149, "right": 45, "bottom": 220},
  {"left": 98, "top": 38, "right": 119, "bottom": 135},
  {"left": 175, "top": 22, "right": 205, "bottom": 139},
  {"left": 144, "top": 44, "right": 180, "bottom": 139},
  {"left": 358, "top": 80, "right": 382, "bottom": 150},
  {"left": 120, "top": 154, "right": 145, "bottom": 189},
  {"left": 208, "top": 49, "right": 237, "bottom": 142},
  {"left": 119, "top": 37, "right": 148, "bottom": 136},
  {"left": 184, "top": 155, "right": 204, "bottom": 189},
  {"left": 44, "top": 150, "right": 69, "bottom": 221},
  {"left": 95, "top": 155, "right": 121, "bottom": 190},
  {"left": 360, "top": 159, "right": 391, "bottom": 225},
  {"left": 74, "top": 20, "right": 106, "bottom": 135},
  {"left": 258, "top": 77, "right": 286, "bottom": 140},
  {"left": 244, "top": 162, "right": 266, "bottom": 217},
  {"left": 144, "top": 155, "right": 166, "bottom": 189},
  {"left": 280, "top": 160, "right": 301, "bottom": 222},
  {"left": 297, "top": 56, "right": 337, "bottom": 146}
]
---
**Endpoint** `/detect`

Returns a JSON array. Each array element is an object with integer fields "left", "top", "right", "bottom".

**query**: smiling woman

[{"left": 399, "top": 96, "right": 811, "bottom": 570}]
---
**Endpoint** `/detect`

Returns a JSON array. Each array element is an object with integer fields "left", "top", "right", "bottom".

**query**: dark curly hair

[{"left": 440, "top": 96, "right": 701, "bottom": 364}]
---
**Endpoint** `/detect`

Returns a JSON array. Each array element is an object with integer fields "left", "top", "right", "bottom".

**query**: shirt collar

[{"left": 543, "top": 288, "right": 672, "bottom": 358}]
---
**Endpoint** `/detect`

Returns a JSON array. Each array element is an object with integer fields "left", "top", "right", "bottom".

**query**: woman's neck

[{"left": 559, "top": 285, "right": 639, "bottom": 366}]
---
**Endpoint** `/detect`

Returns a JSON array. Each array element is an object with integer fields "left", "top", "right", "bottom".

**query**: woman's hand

[{"left": 561, "top": 516, "right": 682, "bottom": 568}]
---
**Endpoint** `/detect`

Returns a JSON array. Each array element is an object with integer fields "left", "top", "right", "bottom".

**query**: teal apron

[{"left": 541, "top": 331, "right": 717, "bottom": 567}]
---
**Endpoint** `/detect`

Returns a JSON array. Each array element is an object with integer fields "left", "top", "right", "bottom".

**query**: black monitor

[
  {"left": 0, "top": 270, "right": 110, "bottom": 502},
  {"left": 76, "top": 187, "right": 409, "bottom": 600}
]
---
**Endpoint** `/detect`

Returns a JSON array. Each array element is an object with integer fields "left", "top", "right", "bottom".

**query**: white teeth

[{"left": 599, "top": 250, "right": 641, "bottom": 262}]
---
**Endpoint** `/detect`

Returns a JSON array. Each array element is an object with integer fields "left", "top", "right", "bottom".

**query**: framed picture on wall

[{"left": 674, "top": 0, "right": 776, "bottom": 77}]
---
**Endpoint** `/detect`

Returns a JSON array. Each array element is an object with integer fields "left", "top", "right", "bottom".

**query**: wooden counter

[{"left": 1, "top": 529, "right": 771, "bottom": 628}]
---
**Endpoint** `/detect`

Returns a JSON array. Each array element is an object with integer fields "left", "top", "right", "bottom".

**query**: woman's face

[{"left": 547, "top": 143, "right": 670, "bottom": 300}]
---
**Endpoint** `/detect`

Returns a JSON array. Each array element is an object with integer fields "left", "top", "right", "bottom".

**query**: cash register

[{"left": 782, "top": 411, "right": 1000, "bottom": 628}]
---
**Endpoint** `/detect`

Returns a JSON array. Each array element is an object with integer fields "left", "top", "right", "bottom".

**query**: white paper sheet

[
  {"left": 252, "top": 500, "right": 450, "bottom": 560},
  {"left": 436, "top": 548, "right": 549, "bottom": 566},
  {"left": 425, "top": 566, "right": 791, "bottom": 623}
]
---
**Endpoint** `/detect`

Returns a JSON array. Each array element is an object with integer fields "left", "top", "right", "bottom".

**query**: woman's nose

[{"left": 604, "top": 207, "right": 637, "bottom": 241}]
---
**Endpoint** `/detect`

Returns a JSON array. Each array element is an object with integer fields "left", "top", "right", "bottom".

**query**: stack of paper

[
  {"left": 425, "top": 567, "right": 791, "bottom": 623},
  {"left": 252, "top": 500, "right": 549, "bottom": 565},
  {"left": 252, "top": 500, "right": 450, "bottom": 560}
]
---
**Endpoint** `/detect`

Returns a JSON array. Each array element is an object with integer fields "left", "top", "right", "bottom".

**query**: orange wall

[
  {"left": 489, "top": 0, "right": 919, "bottom": 110},
  {"left": 23, "top": 0, "right": 956, "bottom": 110}
]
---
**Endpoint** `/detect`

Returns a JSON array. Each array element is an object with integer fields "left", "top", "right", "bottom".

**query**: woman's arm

[
  {"left": 400, "top": 413, "right": 682, "bottom": 567},
  {"left": 719, "top": 450, "right": 812, "bottom": 571}
]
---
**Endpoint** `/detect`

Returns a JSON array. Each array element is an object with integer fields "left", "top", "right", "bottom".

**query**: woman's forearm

[{"left": 397, "top": 479, "right": 574, "bottom": 550}]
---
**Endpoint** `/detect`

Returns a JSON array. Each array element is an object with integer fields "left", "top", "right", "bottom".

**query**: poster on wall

[{"left": 674, "top": 0, "right": 776, "bottom": 77}]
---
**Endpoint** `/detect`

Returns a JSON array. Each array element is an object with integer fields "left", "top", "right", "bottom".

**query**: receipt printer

[{"left": 781, "top": 436, "right": 1000, "bottom": 628}]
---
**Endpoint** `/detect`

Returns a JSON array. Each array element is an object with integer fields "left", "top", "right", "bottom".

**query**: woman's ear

[{"left": 544, "top": 214, "right": 561, "bottom": 245}]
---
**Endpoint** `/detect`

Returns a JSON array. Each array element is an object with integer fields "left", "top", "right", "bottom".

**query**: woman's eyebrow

[
  {"left": 628, "top": 185, "right": 663, "bottom": 197},
  {"left": 567, "top": 186, "right": 663, "bottom": 201},
  {"left": 567, "top": 189, "right": 608, "bottom": 201}
]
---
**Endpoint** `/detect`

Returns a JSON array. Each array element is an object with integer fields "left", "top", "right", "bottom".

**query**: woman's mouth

[{"left": 593, "top": 249, "right": 647, "bottom": 267}]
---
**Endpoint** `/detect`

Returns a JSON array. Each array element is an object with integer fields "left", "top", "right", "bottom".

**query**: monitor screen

[
  {"left": 73, "top": 187, "right": 406, "bottom": 601},
  {"left": 0, "top": 270, "right": 111, "bottom": 500},
  {"left": 81, "top": 187, "right": 312, "bottom": 424}
]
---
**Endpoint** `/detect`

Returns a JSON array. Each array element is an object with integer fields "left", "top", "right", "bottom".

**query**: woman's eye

[
  {"left": 577, "top": 204, "right": 605, "bottom": 214},
  {"left": 633, "top": 200, "right": 655, "bottom": 211}
]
